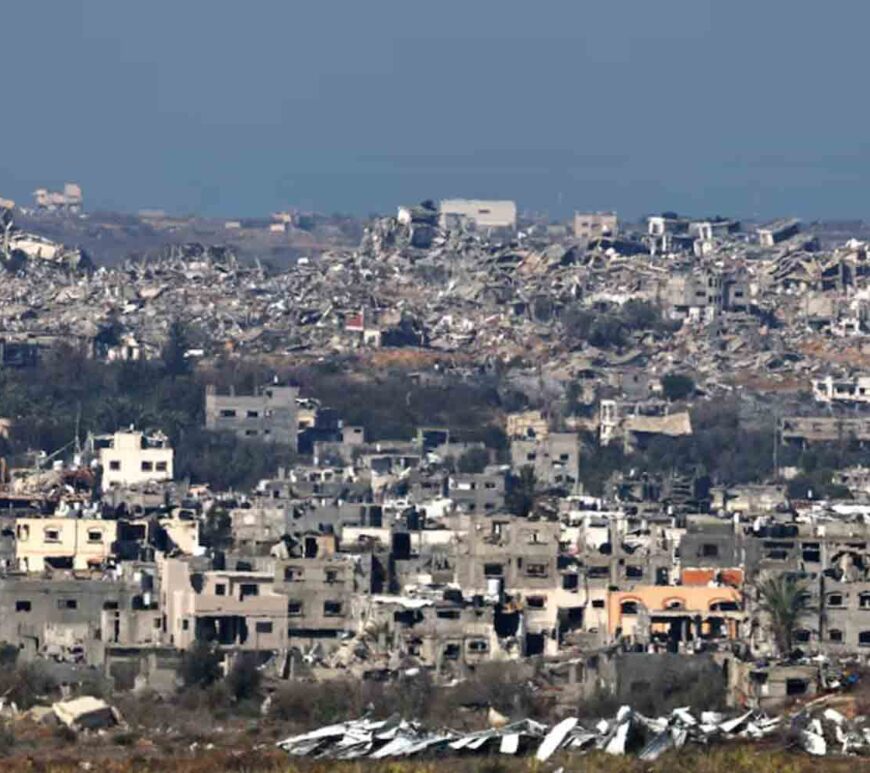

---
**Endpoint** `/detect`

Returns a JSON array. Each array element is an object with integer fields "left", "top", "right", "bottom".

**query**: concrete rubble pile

[
  {"left": 2, "top": 205, "right": 870, "bottom": 396},
  {"left": 277, "top": 702, "right": 870, "bottom": 761}
]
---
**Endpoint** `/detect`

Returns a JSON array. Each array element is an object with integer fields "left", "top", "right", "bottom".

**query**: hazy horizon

[{"left": 3, "top": 1, "right": 870, "bottom": 220}]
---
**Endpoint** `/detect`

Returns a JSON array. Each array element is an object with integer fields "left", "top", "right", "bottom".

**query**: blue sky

[{"left": 2, "top": 1, "right": 869, "bottom": 219}]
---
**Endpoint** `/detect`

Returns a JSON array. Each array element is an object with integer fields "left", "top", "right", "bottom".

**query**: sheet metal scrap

[{"left": 278, "top": 703, "right": 870, "bottom": 762}]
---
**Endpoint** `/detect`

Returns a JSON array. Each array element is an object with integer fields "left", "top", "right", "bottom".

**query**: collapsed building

[{"left": 6, "top": 204, "right": 870, "bottom": 719}]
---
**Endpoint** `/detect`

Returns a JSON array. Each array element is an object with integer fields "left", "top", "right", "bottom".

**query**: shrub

[
  {"left": 661, "top": 373, "right": 695, "bottom": 401},
  {"left": 457, "top": 447, "right": 490, "bottom": 474},
  {"left": 226, "top": 654, "right": 262, "bottom": 702},
  {"left": 178, "top": 641, "right": 223, "bottom": 690}
]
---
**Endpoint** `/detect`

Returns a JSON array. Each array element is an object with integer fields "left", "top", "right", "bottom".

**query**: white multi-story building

[
  {"left": 95, "top": 430, "right": 173, "bottom": 488},
  {"left": 813, "top": 375, "right": 870, "bottom": 405}
]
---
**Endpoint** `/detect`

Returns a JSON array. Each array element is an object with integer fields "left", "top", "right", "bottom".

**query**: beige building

[
  {"left": 439, "top": 199, "right": 517, "bottom": 231},
  {"left": 15, "top": 517, "right": 117, "bottom": 572},
  {"left": 573, "top": 212, "right": 617, "bottom": 241},
  {"left": 160, "top": 558, "right": 287, "bottom": 651},
  {"left": 160, "top": 516, "right": 200, "bottom": 555},
  {"left": 96, "top": 430, "right": 173, "bottom": 488},
  {"left": 506, "top": 410, "right": 549, "bottom": 441}
]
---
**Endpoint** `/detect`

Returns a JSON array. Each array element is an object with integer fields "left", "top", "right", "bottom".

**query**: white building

[
  {"left": 813, "top": 375, "right": 870, "bottom": 405},
  {"left": 32, "top": 183, "right": 83, "bottom": 213},
  {"left": 439, "top": 199, "right": 517, "bottom": 231},
  {"left": 96, "top": 430, "right": 174, "bottom": 488}
]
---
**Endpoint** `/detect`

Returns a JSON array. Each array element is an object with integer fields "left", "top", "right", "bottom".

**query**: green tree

[
  {"left": 178, "top": 640, "right": 222, "bottom": 689},
  {"left": 161, "top": 319, "right": 191, "bottom": 378},
  {"left": 225, "top": 654, "right": 262, "bottom": 702},
  {"left": 506, "top": 465, "right": 538, "bottom": 517},
  {"left": 661, "top": 373, "right": 695, "bottom": 401},
  {"left": 457, "top": 447, "right": 490, "bottom": 474},
  {"left": 757, "top": 574, "right": 810, "bottom": 657}
]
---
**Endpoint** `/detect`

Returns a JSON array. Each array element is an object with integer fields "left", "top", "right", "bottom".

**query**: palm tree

[
  {"left": 506, "top": 465, "right": 538, "bottom": 517},
  {"left": 757, "top": 574, "right": 811, "bottom": 657}
]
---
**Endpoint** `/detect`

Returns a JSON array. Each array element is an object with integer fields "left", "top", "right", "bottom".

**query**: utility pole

[{"left": 772, "top": 409, "right": 780, "bottom": 482}]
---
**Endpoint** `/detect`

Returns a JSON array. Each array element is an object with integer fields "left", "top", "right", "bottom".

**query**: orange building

[{"left": 608, "top": 585, "right": 743, "bottom": 643}]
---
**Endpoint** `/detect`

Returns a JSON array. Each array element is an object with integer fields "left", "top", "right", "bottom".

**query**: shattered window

[
  {"left": 287, "top": 601, "right": 303, "bottom": 616},
  {"left": 323, "top": 601, "right": 343, "bottom": 617},
  {"left": 219, "top": 409, "right": 236, "bottom": 418},
  {"left": 442, "top": 643, "right": 460, "bottom": 660},
  {"left": 526, "top": 563, "right": 549, "bottom": 578},
  {"left": 44, "top": 528, "right": 61, "bottom": 543},
  {"left": 57, "top": 599, "right": 77, "bottom": 610},
  {"left": 284, "top": 566, "right": 303, "bottom": 582}
]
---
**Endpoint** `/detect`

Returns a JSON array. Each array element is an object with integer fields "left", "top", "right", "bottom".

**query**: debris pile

[{"left": 276, "top": 703, "right": 870, "bottom": 761}]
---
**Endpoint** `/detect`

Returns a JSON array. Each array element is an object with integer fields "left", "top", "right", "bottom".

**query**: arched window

[{"left": 621, "top": 600, "right": 640, "bottom": 615}]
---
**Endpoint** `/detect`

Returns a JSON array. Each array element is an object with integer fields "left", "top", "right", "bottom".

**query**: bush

[
  {"left": 457, "top": 447, "right": 490, "bottom": 474},
  {"left": 661, "top": 373, "right": 695, "bottom": 401},
  {"left": 270, "top": 679, "right": 363, "bottom": 726},
  {"left": 226, "top": 654, "right": 262, "bottom": 702},
  {"left": 178, "top": 641, "right": 223, "bottom": 690},
  {"left": 0, "top": 662, "right": 57, "bottom": 709}
]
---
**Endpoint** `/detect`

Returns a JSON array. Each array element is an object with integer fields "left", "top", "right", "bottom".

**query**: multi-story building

[
  {"left": 15, "top": 517, "right": 117, "bottom": 572},
  {"left": 510, "top": 432, "right": 580, "bottom": 490},
  {"left": 160, "top": 557, "right": 288, "bottom": 651},
  {"left": 95, "top": 430, "right": 173, "bottom": 488},
  {"left": 205, "top": 384, "right": 299, "bottom": 448},
  {"left": 573, "top": 212, "right": 618, "bottom": 241},
  {"left": 439, "top": 199, "right": 517, "bottom": 231}
]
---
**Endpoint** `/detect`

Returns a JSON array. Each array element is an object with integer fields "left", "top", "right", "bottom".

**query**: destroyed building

[{"left": 205, "top": 383, "right": 300, "bottom": 448}]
